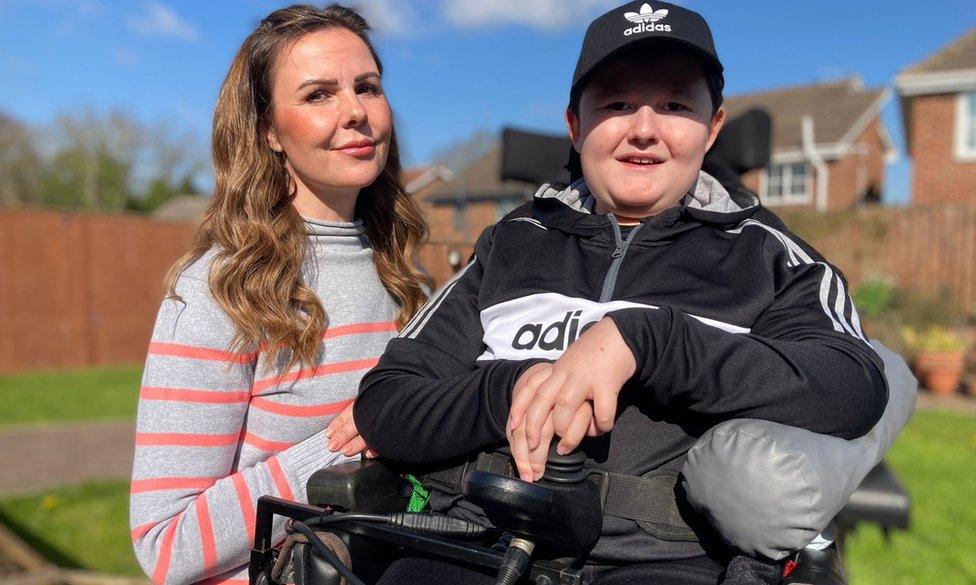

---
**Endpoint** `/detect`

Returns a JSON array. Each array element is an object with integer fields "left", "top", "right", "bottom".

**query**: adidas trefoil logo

[
  {"left": 625, "top": 3, "right": 668, "bottom": 23},
  {"left": 623, "top": 3, "right": 671, "bottom": 35}
]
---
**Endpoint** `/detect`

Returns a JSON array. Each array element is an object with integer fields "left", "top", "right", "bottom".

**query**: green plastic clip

[{"left": 405, "top": 474, "right": 429, "bottom": 512}]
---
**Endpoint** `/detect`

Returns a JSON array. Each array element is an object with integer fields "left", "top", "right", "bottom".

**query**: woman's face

[{"left": 265, "top": 28, "right": 392, "bottom": 218}]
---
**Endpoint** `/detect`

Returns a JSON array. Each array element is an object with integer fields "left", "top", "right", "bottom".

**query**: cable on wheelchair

[
  {"left": 289, "top": 520, "right": 366, "bottom": 585},
  {"left": 302, "top": 510, "right": 489, "bottom": 539}
]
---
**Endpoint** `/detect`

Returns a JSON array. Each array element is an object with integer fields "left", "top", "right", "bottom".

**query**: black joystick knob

[{"left": 541, "top": 446, "right": 587, "bottom": 484}]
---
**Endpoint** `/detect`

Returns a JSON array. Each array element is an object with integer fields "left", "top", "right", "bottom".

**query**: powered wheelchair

[
  {"left": 248, "top": 337, "right": 913, "bottom": 585},
  {"left": 248, "top": 116, "right": 915, "bottom": 585}
]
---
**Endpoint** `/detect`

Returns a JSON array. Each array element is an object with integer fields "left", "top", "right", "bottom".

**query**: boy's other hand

[
  {"left": 513, "top": 317, "right": 636, "bottom": 455},
  {"left": 325, "top": 401, "right": 375, "bottom": 457}
]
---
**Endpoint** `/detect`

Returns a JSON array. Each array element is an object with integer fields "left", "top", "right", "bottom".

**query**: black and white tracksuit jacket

[{"left": 355, "top": 171, "right": 888, "bottom": 564}]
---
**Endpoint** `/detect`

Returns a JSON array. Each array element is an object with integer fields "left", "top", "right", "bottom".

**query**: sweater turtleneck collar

[
  {"left": 302, "top": 217, "right": 368, "bottom": 248},
  {"left": 303, "top": 216, "right": 363, "bottom": 236}
]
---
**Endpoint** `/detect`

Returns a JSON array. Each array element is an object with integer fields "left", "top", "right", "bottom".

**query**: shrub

[{"left": 853, "top": 278, "right": 895, "bottom": 318}]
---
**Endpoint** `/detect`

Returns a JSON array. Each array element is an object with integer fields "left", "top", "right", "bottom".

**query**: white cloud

[
  {"left": 127, "top": 2, "right": 199, "bottom": 42},
  {"left": 354, "top": 0, "right": 425, "bottom": 37},
  {"left": 442, "top": 0, "right": 616, "bottom": 31}
]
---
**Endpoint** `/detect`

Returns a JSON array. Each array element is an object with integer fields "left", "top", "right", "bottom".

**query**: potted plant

[{"left": 902, "top": 325, "right": 969, "bottom": 396}]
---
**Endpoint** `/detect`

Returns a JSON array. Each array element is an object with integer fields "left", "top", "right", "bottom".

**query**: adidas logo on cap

[{"left": 624, "top": 3, "right": 672, "bottom": 35}]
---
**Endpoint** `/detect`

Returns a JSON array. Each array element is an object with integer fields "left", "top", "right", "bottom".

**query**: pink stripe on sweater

[
  {"left": 267, "top": 457, "right": 294, "bottom": 501},
  {"left": 149, "top": 342, "right": 257, "bottom": 364},
  {"left": 132, "top": 477, "right": 217, "bottom": 493},
  {"left": 196, "top": 494, "right": 218, "bottom": 572},
  {"left": 136, "top": 432, "right": 239, "bottom": 447},
  {"left": 250, "top": 396, "right": 353, "bottom": 417},
  {"left": 251, "top": 357, "right": 379, "bottom": 394},
  {"left": 152, "top": 512, "right": 182, "bottom": 584},
  {"left": 231, "top": 474, "right": 255, "bottom": 546},
  {"left": 321, "top": 321, "right": 397, "bottom": 341},
  {"left": 243, "top": 431, "right": 295, "bottom": 452},
  {"left": 195, "top": 578, "right": 249, "bottom": 585},
  {"left": 140, "top": 387, "right": 250, "bottom": 404},
  {"left": 131, "top": 522, "right": 155, "bottom": 542}
]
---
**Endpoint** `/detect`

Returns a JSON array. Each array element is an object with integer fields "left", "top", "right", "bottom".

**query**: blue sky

[{"left": 1, "top": 0, "right": 974, "bottom": 204}]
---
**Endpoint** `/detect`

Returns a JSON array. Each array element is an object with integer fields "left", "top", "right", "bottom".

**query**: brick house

[
  {"left": 726, "top": 77, "right": 896, "bottom": 211},
  {"left": 895, "top": 28, "right": 976, "bottom": 205},
  {"left": 411, "top": 146, "right": 535, "bottom": 244}
]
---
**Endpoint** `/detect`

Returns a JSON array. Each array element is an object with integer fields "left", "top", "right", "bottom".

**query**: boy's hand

[
  {"left": 508, "top": 363, "right": 594, "bottom": 480},
  {"left": 325, "top": 401, "right": 376, "bottom": 458},
  {"left": 511, "top": 317, "right": 636, "bottom": 455}
]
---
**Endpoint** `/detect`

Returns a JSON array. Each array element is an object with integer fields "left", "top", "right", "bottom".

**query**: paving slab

[{"left": 0, "top": 421, "right": 135, "bottom": 497}]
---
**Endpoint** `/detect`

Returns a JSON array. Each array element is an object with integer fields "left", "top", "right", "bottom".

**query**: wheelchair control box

[{"left": 306, "top": 459, "right": 407, "bottom": 512}]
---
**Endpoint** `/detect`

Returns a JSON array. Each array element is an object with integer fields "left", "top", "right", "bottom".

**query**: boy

[{"left": 353, "top": 2, "right": 887, "bottom": 583}]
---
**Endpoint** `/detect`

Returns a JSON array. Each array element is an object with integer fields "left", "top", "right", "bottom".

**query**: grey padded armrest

[{"left": 680, "top": 341, "right": 917, "bottom": 560}]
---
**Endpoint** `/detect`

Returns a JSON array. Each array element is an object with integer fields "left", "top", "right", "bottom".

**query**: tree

[
  {"left": 126, "top": 121, "right": 206, "bottom": 213},
  {"left": 39, "top": 108, "right": 142, "bottom": 211},
  {"left": 0, "top": 111, "right": 42, "bottom": 206},
  {"left": 16, "top": 108, "right": 210, "bottom": 213}
]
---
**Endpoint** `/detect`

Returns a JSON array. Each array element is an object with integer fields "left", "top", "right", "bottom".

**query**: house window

[
  {"left": 762, "top": 163, "right": 812, "bottom": 205},
  {"left": 452, "top": 202, "right": 467, "bottom": 233},
  {"left": 956, "top": 91, "right": 976, "bottom": 160}
]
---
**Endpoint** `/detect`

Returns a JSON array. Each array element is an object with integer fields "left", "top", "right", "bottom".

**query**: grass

[
  {"left": 0, "top": 410, "right": 971, "bottom": 582},
  {"left": 0, "top": 366, "right": 142, "bottom": 427},
  {"left": 844, "top": 409, "right": 976, "bottom": 585},
  {"left": 0, "top": 480, "right": 142, "bottom": 576}
]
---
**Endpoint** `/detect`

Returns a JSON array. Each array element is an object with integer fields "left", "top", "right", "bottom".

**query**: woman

[{"left": 129, "top": 5, "right": 428, "bottom": 584}]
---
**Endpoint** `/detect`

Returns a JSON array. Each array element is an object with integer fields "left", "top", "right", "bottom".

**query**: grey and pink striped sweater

[{"left": 130, "top": 218, "right": 401, "bottom": 585}]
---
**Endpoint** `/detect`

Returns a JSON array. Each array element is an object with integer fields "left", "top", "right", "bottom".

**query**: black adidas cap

[{"left": 571, "top": 1, "right": 723, "bottom": 94}]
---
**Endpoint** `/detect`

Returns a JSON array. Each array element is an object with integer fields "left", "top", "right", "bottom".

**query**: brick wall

[
  {"left": 421, "top": 201, "right": 500, "bottom": 245},
  {"left": 739, "top": 119, "right": 887, "bottom": 211},
  {"left": 909, "top": 93, "right": 976, "bottom": 205},
  {"left": 825, "top": 118, "right": 887, "bottom": 209}
]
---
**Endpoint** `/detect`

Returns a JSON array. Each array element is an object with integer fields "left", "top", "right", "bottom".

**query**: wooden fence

[
  {"left": 0, "top": 209, "right": 472, "bottom": 373},
  {"left": 0, "top": 209, "right": 196, "bottom": 373},
  {"left": 781, "top": 205, "right": 976, "bottom": 316},
  {"left": 1, "top": 205, "right": 974, "bottom": 373}
]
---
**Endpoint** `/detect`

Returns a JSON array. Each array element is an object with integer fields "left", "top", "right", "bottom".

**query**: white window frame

[
  {"left": 955, "top": 91, "right": 976, "bottom": 161},
  {"left": 760, "top": 162, "right": 814, "bottom": 206}
]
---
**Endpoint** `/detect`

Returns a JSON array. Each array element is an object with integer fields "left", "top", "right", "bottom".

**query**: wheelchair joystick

[
  {"left": 541, "top": 449, "right": 587, "bottom": 484},
  {"left": 463, "top": 446, "right": 602, "bottom": 585}
]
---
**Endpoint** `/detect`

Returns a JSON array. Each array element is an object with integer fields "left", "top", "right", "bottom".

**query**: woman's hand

[
  {"left": 509, "top": 317, "right": 636, "bottom": 458},
  {"left": 325, "top": 401, "right": 375, "bottom": 457}
]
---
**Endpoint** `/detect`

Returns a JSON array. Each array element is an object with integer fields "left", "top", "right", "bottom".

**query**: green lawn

[
  {"left": 0, "top": 410, "right": 972, "bottom": 582},
  {"left": 0, "top": 366, "right": 142, "bottom": 427},
  {"left": 844, "top": 409, "right": 976, "bottom": 585},
  {"left": 0, "top": 480, "right": 141, "bottom": 576}
]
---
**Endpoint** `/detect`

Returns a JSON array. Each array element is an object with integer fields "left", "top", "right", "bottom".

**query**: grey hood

[{"left": 533, "top": 170, "right": 758, "bottom": 217}]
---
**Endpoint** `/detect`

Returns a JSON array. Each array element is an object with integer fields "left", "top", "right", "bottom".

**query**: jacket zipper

[{"left": 599, "top": 216, "right": 643, "bottom": 302}]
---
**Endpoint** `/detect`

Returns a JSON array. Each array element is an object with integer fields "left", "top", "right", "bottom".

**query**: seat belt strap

[
  {"left": 421, "top": 452, "right": 514, "bottom": 494},
  {"left": 596, "top": 469, "right": 698, "bottom": 542}
]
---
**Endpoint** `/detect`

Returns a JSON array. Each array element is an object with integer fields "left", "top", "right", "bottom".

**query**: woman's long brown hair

[{"left": 166, "top": 4, "right": 430, "bottom": 371}]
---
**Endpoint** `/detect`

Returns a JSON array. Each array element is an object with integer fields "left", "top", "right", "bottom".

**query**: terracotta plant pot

[{"left": 914, "top": 351, "right": 965, "bottom": 396}]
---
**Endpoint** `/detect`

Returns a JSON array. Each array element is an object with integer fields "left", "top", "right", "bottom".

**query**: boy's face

[{"left": 566, "top": 51, "right": 725, "bottom": 222}]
